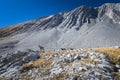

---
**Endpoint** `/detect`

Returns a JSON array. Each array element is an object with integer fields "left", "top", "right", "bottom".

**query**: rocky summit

[{"left": 0, "top": 3, "right": 120, "bottom": 80}]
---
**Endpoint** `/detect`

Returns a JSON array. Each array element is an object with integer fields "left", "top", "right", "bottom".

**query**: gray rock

[{"left": 22, "top": 50, "right": 40, "bottom": 62}]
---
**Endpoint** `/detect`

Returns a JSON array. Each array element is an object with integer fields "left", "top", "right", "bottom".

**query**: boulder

[{"left": 22, "top": 51, "right": 40, "bottom": 62}]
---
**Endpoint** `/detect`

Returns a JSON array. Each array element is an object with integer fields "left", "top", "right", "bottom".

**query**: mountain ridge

[{"left": 0, "top": 3, "right": 120, "bottom": 50}]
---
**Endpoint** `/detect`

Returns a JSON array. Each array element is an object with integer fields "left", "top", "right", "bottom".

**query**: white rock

[
  {"left": 66, "top": 54, "right": 71, "bottom": 58},
  {"left": 90, "top": 55, "right": 97, "bottom": 59},
  {"left": 50, "top": 67, "right": 63, "bottom": 75},
  {"left": 116, "top": 64, "right": 120, "bottom": 68},
  {"left": 78, "top": 67, "right": 83, "bottom": 71},
  {"left": 74, "top": 54, "right": 79, "bottom": 59},
  {"left": 118, "top": 69, "right": 120, "bottom": 72}
]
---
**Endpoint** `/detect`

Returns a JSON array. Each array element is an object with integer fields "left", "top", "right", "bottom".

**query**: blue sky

[{"left": 0, "top": 0, "right": 120, "bottom": 28}]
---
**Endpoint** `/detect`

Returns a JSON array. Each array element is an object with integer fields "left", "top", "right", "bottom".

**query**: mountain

[
  {"left": 0, "top": 3, "right": 120, "bottom": 51},
  {"left": 0, "top": 3, "right": 120, "bottom": 79}
]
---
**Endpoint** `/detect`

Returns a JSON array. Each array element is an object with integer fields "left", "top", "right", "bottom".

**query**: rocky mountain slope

[
  {"left": 0, "top": 3, "right": 120, "bottom": 80},
  {"left": 0, "top": 3, "right": 120, "bottom": 51}
]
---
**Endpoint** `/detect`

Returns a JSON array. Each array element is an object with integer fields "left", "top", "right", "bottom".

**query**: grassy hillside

[{"left": 93, "top": 48, "right": 120, "bottom": 64}]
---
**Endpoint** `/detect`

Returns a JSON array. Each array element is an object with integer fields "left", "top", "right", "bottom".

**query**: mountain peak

[
  {"left": 99, "top": 3, "right": 120, "bottom": 10},
  {"left": 0, "top": 3, "right": 120, "bottom": 47}
]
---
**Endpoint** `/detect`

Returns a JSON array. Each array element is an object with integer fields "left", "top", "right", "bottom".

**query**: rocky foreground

[{"left": 0, "top": 48, "right": 120, "bottom": 80}]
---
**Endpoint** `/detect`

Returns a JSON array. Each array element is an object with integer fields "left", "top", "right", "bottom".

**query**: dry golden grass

[
  {"left": 0, "top": 27, "right": 14, "bottom": 37},
  {"left": 33, "top": 59, "right": 52, "bottom": 67},
  {"left": 21, "top": 73, "right": 30, "bottom": 80},
  {"left": 76, "top": 58, "right": 94, "bottom": 65},
  {"left": 0, "top": 37, "right": 6, "bottom": 40},
  {"left": 80, "top": 58, "right": 94, "bottom": 63},
  {"left": 22, "top": 62, "right": 34, "bottom": 70},
  {"left": 0, "top": 27, "right": 14, "bottom": 33},
  {"left": 0, "top": 25, "right": 25, "bottom": 33},
  {"left": 41, "top": 51, "right": 56, "bottom": 58},
  {"left": 22, "top": 58, "right": 52, "bottom": 70},
  {"left": 0, "top": 25, "right": 26, "bottom": 38},
  {"left": 111, "top": 72, "right": 120, "bottom": 80},
  {"left": 21, "top": 51, "right": 55, "bottom": 71},
  {"left": 0, "top": 77, "right": 7, "bottom": 80},
  {"left": 93, "top": 48, "right": 120, "bottom": 64},
  {"left": 48, "top": 71, "right": 66, "bottom": 80}
]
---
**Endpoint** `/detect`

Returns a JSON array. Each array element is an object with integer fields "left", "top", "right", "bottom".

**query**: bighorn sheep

[
  {"left": 39, "top": 45, "right": 45, "bottom": 53},
  {"left": 61, "top": 48, "right": 66, "bottom": 50}
]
